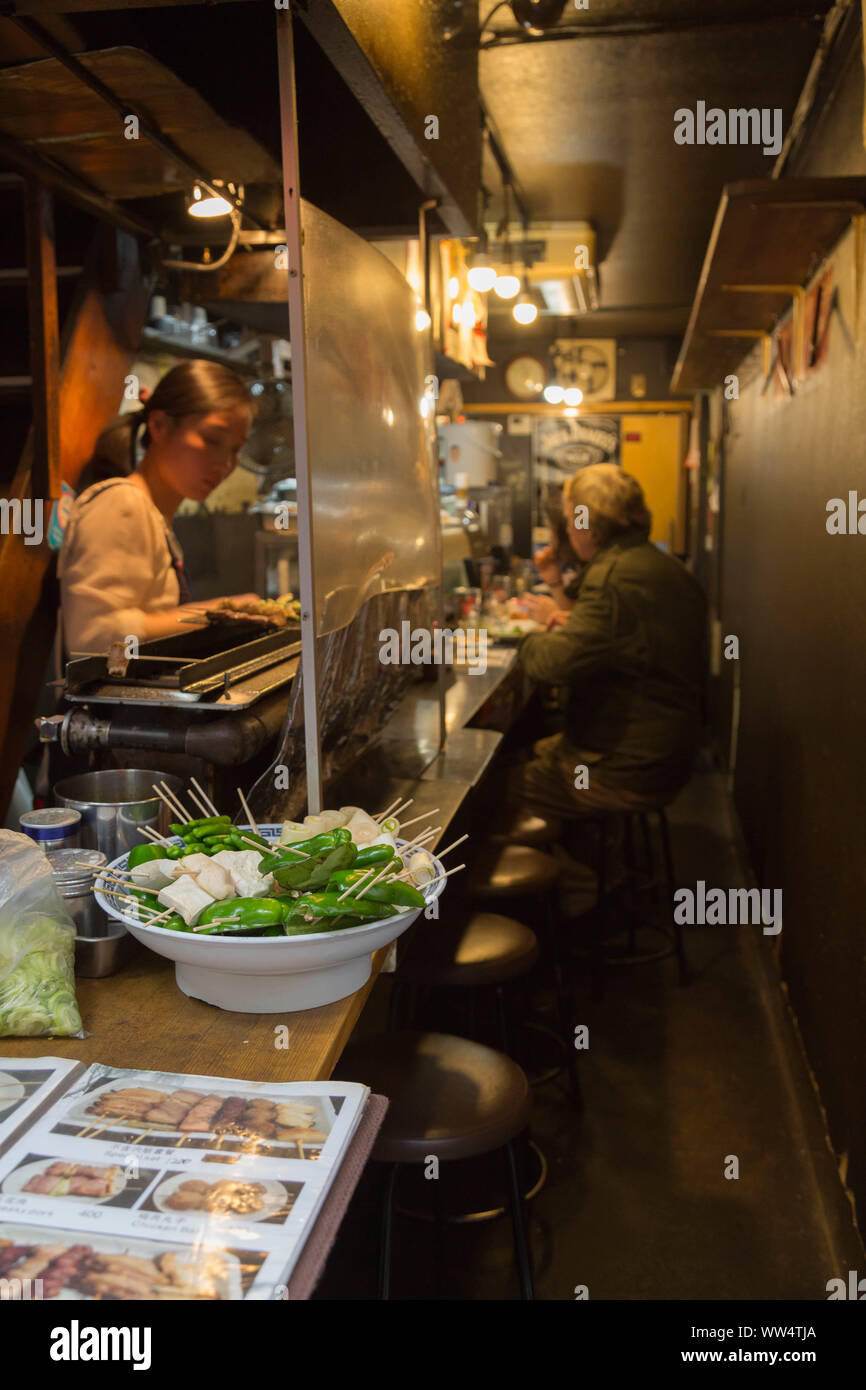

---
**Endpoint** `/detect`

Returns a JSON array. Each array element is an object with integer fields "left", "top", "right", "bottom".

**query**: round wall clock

[{"left": 504, "top": 354, "right": 547, "bottom": 401}]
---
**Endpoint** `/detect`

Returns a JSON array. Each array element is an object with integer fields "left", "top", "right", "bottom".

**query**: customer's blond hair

[{"left": 564, "top": 464, "right": 652, "bottom": 548}]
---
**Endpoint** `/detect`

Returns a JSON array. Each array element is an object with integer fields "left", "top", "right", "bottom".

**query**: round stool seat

[
  {"left": 398, "top": 912, "right": 539, "bottom": 989},
  {"left": 333, "top": 1031, "right": 531, "bottom": 1164},
  {"left": 491, "top": 808, "right": 562, "bottom": 849},
  {"left": 468, "top": 844, "right": 560, "bottom": 901}
]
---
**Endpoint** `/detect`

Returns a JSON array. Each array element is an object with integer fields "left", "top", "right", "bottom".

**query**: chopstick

[
  {"left": 237, "top": 787, "right": 259, "bottom": 837},
  {"left": 395, "top": 807, "right": 439, "bottom": 831},
  {"left": 191, "top": 776, "right": 220, "bottom": 817}
]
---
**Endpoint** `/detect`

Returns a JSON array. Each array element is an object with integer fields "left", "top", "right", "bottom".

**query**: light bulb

[
  {"left": 463, "top": 299, "right": 477, "bottom": 328},
  {"left": 564, "top": 387, "right": 583, "bottom": 406},
  {"left": 543, "top": 385, "right": 564, "bottom": 404},
  {"left": 513, "top": 297, "right": 538, "bottom": 324},
  {"left": 452, "top": 302, "right": 463, "bottom": 325},
  {"left": 415, "top": 308, "right": 431, "bottom": 331},
  {"left": 468, "top": 259, "right": 496, "bottom": 293},
  {"left": 448, "top": 276, "right": 459, "bottom": 299},
  {"left": 494, "top": 273, "right": 520, "bottom": 300},
  {"left": 188, "top": 186, "right": 232, "bottom": 218}
]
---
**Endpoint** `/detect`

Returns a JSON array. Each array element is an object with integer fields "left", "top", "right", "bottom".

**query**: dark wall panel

[{"left": 717, "top": 39, "right": 866, "bottom": 1224}]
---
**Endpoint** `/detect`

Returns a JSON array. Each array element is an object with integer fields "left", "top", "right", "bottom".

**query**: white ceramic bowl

[{"left": 94, "top": 826, "right": 445, "bottom": 1013}]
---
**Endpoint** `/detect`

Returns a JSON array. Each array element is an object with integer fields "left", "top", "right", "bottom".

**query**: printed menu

[{"left": 0, "top": 1058, "right": 369, "bottom": 1300}]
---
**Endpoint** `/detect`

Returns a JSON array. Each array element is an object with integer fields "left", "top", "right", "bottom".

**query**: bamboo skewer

[
  {"left": 137, "top": 825, "right": 174, "bottom": 848},
  {"left": 154, "top": 781, "right": 191, "bottom": 823},
  {"left": 373, "top": 797, "right": 402, "bottom": 823},
  {"left": 335, "top": 868, "right": 376, "bottom": 903},
  {"left": 434, "top": 833, "right": 468, "bottom": 860},
  {"left": 237, "top": 787, "right": 259, "bottom": 837},
  {"left": 424, "top": 863, "right": 466, "bottom": 890},
  {"left": 191, "top": 776, "right": 220, "bottom": 817},
  {"left": 396, "top": 807, "right": 440, "bottom": 831},
  {"left": 186, "top": 787, "right": 212, "bottom": 819},
  {"left": 390, "top": 798, "right": 414, "bottom": 820}
]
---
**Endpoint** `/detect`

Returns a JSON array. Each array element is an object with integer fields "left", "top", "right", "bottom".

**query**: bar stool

[
  {"left": 564, "top": 804, "right": 690, "bottom": 998},
  {"left": 392, "top": 910, "right": 581, "bottom": 1109},
  {"left": 489, "top": 807, "right": 562, "bottom": 850},
  {"left": 334, "top": 1031, "right": 535, "bottom": 1299}
]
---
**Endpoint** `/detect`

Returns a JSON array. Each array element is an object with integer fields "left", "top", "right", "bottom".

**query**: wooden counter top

[{"left": 1, "top": 944, "right": 387, "bottom": 1082}]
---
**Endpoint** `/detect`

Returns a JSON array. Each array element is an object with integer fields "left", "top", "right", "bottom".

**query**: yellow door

[{"left": 620, "top": 414, "right": 687, "bottom": 551}]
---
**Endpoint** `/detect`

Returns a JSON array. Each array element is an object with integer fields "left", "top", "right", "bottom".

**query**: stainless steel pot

[{"left": 53, "top": 769, "right": 186, "bottom": 862}]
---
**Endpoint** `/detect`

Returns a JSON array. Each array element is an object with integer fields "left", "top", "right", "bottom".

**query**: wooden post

[{"left": 24, "top": 180, "right": 61, "bottom": 502}]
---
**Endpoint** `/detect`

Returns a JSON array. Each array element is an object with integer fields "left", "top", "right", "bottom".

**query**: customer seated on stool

[{"left": 515, "top": 465, "right": 706, "bottom": 822}]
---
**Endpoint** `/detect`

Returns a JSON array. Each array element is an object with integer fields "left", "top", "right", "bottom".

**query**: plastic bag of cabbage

[{"left": 0, "top": 830, "right": 83, "bottom": 1037}]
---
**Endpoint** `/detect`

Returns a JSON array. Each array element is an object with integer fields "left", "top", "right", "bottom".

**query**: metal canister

[
  {"left": 49, "top": 848, "right": 106, "bottom": 938},
  {"left": 20, "top": 807, "right": 82, "bottom": 853}
]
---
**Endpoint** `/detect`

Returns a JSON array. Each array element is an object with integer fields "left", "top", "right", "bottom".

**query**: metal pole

[{"left": 275, "top": 10, "right": 322, "bottom": 814}]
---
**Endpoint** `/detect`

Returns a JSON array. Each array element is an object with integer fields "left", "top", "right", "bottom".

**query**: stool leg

[
  {"left": 591, "top": 821, "right": 607, "bottom": 1001},
  {"left": 503, "top": 1139, "right": 534, "bottom": 1300},
  {"left": 658, "top": 811, "right": 690, "bottom": 985},
  {"left": 495, "top": 984, "right": 510, "bottom": 1055},
  {"left": 386, "top": 980, "right": 403, "bottom": 1032},
  {"left": 379, "top": 1163, "right": 400, "bottom": 1300},
  {"left": 623, "top": 813, "right": 638, "bottom": 954},
  {"left": 546, "top": 896, "right": 583, "bottom": 1111}
]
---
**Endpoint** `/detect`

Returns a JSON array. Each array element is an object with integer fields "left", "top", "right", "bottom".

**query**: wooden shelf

[{"left": 672, "top": 178, "right": 866, "bottom": 393}]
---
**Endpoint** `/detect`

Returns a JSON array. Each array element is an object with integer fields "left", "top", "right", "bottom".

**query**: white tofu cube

[
  {"left": 129, "top": 857, "right": 176, "bottom": 890},
  {"left": 194, "top": 862, "right": 235, "bottom": 901},
  {"left": 345, "top": 810, "right": 381, "bottom": 845},
  {"left": 171, "top": 853, "right": 212, "bottom": 879},
  {"left": 157, "top": 877, "right": 215, "bottom": 926},
  {"left": 211, "top": 849, "right": 272, "bottom": 897}
]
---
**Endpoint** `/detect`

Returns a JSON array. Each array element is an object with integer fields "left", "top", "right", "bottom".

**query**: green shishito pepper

[
  {"left": 229, "top": 827, "right": 271, "bottom": 851},
  {"left": 353, "top": 844, "right": 396, "bottom": 869},
  {"left": 326, "top": 870, "right": 425, "bottom": 909},
  {"left": 269, "top": 839, "right": 356, "bottom": 892},
  {"left": 127, "top": 843, "right": 167, "bottom": 870},
  {"left": 195, "top": 896, "right": 286, "bottom": 934},
  {"left": 284, "top": 892, "right": 396, "bottom": 929},
  {"left": 258, "top": 827, "right": 351, "bottom": 875},
  {"left": 169, "top": 815, "right": 231, "bottom": 836}
]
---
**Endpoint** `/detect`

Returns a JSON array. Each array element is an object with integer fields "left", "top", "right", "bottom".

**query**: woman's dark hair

[
  {"left": 544, "top": 495, "right": 575, "bottom": 568},
  {"left": 82, "top": 360, "right": 253, "bottom": 485}
]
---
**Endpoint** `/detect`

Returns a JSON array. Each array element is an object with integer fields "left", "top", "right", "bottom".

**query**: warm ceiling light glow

[
  {"left": 564, "top": 406, "right": 578, "bottom": 417},
  {"left": 452, "top": 302, "right": 463, "bottom": 325},
  {"left": 448, "top": 276, "right": 459, "bottom": 298},
  {"left": 463, "top": 299, "right": 477, "bottom": 328},
  {"left": 468, "top": 257, "right": 496, "bottom": 293},
  {"left": 513, "top": 296, "right": 538, "bottom": 325},
  {"left": 494, "top": 273, "right": 520, "bottom": 300},
  {"left": 415, "top": 308, "right": 431, "bottom": 331},
  {"left": 564, "top": 387, "right": 584, "bottom": 406},
  {"left": 543, "top": 384, "right": 564, "bottom": 404},
  {"left": 188, "top": 185, "right": 232, "bottom": 218}
]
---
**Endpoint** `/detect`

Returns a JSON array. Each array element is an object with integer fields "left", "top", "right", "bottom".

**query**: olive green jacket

[{"left": 519, "top": 532, "right": 706, "bottom": 799}]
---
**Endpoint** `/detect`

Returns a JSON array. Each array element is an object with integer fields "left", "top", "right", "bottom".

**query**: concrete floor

[{"left": 314, "top": 768, "right": 864, "bottom": 1300}]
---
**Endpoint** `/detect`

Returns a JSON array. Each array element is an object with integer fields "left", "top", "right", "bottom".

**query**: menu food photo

[{"left": 0, "top": 1058, "right": 368, "bottom": 1301}]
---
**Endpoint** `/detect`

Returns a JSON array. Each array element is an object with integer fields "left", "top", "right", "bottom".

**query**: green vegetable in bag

[{"left": 0, "top": 831, "right": 83, "bottom": 1037}]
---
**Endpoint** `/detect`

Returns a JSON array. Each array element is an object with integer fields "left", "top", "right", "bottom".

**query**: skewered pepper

[
  {"left": 260, "top": 829, "right": 349, "bottom": 878},
  {"left": 272, "top": 840, "right": 356, "bottom": 892},
  {"left": 229, "top": 828, "right": 271, "bottom": 851},
  {"left": 353, "top": 844, "right": 398, "bottom": 868},
  {"left": 326, "top": 870, "right": 425, "bottom": 909},
  {"left": 172, "top": 815, "right": 231, "bottom": 835},
  {"left": 127, "top": 843, "right": 168, "bottom": 870},
  {"left": 284, "top": 892, "right": 395, "bottom": 925},
  {"left": 195, "top": 896, "right": 287, "bottom": 933}
]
